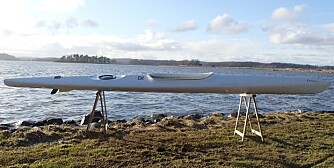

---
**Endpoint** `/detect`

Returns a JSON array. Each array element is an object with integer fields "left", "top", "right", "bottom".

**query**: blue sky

[{"left": 0, "top": 0, "right": 334, "bottom": 65}]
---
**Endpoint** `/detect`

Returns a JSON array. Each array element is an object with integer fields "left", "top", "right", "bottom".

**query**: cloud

[
  {"left": 66, "top": 17, "right": 79, "bottom": 28},
  {"left": 82, "top": 19, "right": 98, "bottom": 28},
  {"left": 263, "top": 5, "right": 334, "bottom": 46},
  {"left": 37, "top": 0, "right": 84, "bottom": 12},
  {"left": 271, "top": 5, "right": 305, "bottom": 22},
  {"left": 268, "top": 31, "right": 328, "bottom": 45},
  {"left": 2, "top": 29, "right": 14, "bottom": 36},
  {"left": 184, "top": 39, "right": 257, "bottom": 61},
  {"left": 262, "top": 22, "right": 334, "bottom": 45},
  {"left": 49, "top": 21, "right": 62, "bottom": 30},
  {"left": 174, "top": 20, "right": 197, "bottom": 32},
  {"left": 207, "top": 14, "right": 248, "bottom": 34},
  {"left": 147, "top": 19, "right": 159, "bottom": 27},
  {"left": 320, "top": 23, "right": 334, "bottom": 32},
  {"left": 109, "top": 42, "right": 150, "bottom": 51},
  {"left": 139, "top": 29, "right": 164, "bottom": 42},
  {"left": 35, "top": 18, "right": 97, "bottom": 35}
]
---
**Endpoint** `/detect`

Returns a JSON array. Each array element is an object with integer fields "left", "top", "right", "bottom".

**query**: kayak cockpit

[
  {"left": 148, "top": 72, "right": 213, "bottom": 80},
  {"left": 98, "top": 75, "right": 116, "bottom": 80}
]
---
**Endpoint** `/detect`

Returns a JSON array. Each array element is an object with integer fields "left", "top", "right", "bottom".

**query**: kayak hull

[{"left": 4, "top": 73, "right": 330, "bottom": 94}]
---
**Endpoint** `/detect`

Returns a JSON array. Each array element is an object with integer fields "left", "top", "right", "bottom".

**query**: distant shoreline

[{"left": 1, "top": 53, "right": 333, "bottom": 73}]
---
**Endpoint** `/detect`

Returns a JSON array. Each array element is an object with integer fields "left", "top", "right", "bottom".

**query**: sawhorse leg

[
  {"left": 234, "top": 94, "right": 264, "bottom": 142},
  {"left": 86, "top": 91, "right": 109, "bottom": 136}
]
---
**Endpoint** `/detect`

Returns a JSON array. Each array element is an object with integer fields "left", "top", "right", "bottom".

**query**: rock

[
  {"left": 33, "top": 120, "right": 47, "bottom": 127},
  {"left": 151, "top": 113, "right": 168, "bottom": 123},
  {"left": 132, "top": 116, "right": 153, "bottom": 124},
  {"left": 132, "top": 117, "right": 145, "bottom": 123},
  {"left": 158, "top": 117, "right": 184, "bottom": 128},
  {"left": 177, "top": 115, "right": 187, "bottom": 119},
  {"left": 192, "top": 113, "right": 204, "bottom": 120},
  {"left": 46, "top": 118, "right": 63, "bottom": 125},
  {"left": 209, "top": 113, "right": 225, "bottom": 117},
  {"left": 80, "top": 111, "right": 103, "bottom": 125},
  {"left": 183, "top": 113, "right": 204, "bottom": 120},
  {"left": 116, "top": 119, "right": 127, "bottom": 123},
  {"left": 0, "top": 126, "right": 9, "bottom": 130},
  {"left": 132, "top": 113, "right": 168, "bottom": 124},
  {"left": 0, "top": 124, "right": 14, "bottom": 130},
  {"left": 154, "top": 118, "right": 162, "bottom": 123},
  {"left": 64, "top": 120, "right": 78, "bottom": 126},
  {"left": 1, "top": 123, "right": 13, "bottom": 127},
  {"left": 19, "top": 120, "right": 35, "bottom": 127}
]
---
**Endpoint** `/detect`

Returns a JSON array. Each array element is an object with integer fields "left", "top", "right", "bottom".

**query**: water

[{"left": 0, "top": 60, "right": 333, "bottom": 124}]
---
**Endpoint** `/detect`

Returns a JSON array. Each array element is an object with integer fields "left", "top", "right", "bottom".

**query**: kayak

[{"left": 4, "top": 72, "right": 330, "bottom": 94}]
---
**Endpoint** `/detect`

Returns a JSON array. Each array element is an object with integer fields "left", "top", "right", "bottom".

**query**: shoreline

[
  {"left": 2, "top": 110, "right": 333, "bottom": 130},
  {"left": 0, "top": 111, "right": 333, "bottom": 167}
]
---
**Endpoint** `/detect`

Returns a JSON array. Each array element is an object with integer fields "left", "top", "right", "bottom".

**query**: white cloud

[
  {"left": 139, "top": 29, "right": 165, "bottom": 42},
  {"left": 34, "top": 18, "right": 98, "bottom": 35},
  {"left": 0, "top": 29, "right": 181, "bottom": 58},
  {"left": 174, "top": 20, "right": 197, "bottom": 32},
  {"left": 184, "top": 39, "right": 257, "bottom": 61},
  {"left": 271, "top": 5, "right": 305, "bottom": 22},
  {"left": 262, "top": 22, "right": 334, "bottom": 45},
  {"left": 320, "top": 23, "right": 334, "bottom": 32},
  {"left": 264, "top": 5, "right": 334, "bottom": 46},
  {"left": 269, "top": 31, "right": 330, "bottom": 45},
  {"left": 207, "top": 14, "right": 248, "bottom": 34},
  {"left": 0, "top": 0, "right": 37, "bottom": 36},
  {"left": 82, "top": 19, "right": 98, "bottom": 28},
  {"left": 36, "top": 0, "right": 84, "bottom": 12},
  {"left": 66, "top": 17, "right": 79, "bottom": 28},
  {"left": 147, "top": 19, "right": 159, "bottom": 27},
  {"left": 2, "top": 29, "right": 14, "bottom": 36}
]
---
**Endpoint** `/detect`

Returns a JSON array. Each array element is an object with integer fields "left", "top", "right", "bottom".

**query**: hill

[{"left": 0, "top": 53, "right": 17, "bottom": 60}]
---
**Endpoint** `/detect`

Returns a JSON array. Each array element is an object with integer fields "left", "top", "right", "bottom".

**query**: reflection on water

[{"left": 0, "top": 60, "right": 333, "bottom": 124}]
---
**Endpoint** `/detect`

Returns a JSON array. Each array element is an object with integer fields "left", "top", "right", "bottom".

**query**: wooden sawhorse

[
  {"left": 234, "top": 94, "right": 264, "bottom": 142},
  {"left": 86, "top": 90, "right": 109, "bottom": 136}
]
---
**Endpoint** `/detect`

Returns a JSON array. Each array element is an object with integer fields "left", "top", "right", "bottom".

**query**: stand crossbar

[
  {"left": 86, "top": 91, "right": 108, "bottom": 136},
  {"left": 234, "top": 94, "right": 264, "bottom": 142}
]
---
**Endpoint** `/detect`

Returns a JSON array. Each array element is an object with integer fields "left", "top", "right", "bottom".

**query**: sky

[{"left": 0, "top": 0, "right": 334, "bottom": 66}]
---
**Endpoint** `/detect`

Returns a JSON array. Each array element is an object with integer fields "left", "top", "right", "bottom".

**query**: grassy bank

[{"left": 0, "top": 112, "right": 333, "bottom": 167}]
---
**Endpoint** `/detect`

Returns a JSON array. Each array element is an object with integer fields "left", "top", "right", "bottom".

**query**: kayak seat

[{"left": 148, "top": 72, "right": 213, "bottom": 80}]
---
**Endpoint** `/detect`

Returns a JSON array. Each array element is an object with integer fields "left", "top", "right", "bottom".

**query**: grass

[{"left": 0, "top": 112, "right": 333, "bottom": 167}]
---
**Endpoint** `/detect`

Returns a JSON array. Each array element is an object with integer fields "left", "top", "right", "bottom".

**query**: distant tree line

[
  {"left": 57, "top": 54, "right": 116, "bottom": 64},
  {"left": 129, "top": 59, "right": 201, "bottom": 66},
  {"left": 55, "top": 54, "right": 334, "bottom": 70},
  {"left": 202, "top": 61, "right": 334, "bottom": 70}
]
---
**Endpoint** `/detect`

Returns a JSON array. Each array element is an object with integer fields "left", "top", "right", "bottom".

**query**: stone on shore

[
  {"left": 19, "top": 120, "right": 35, "bottom": 127},
  {"left": 46, "top": 118, "right": 63, "bottom": 125}
]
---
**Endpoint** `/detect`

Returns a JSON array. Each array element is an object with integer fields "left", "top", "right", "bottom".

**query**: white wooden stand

[
  {"left": 234, "top": 94, "right": 264, "bottom": 142},
  {"left": 86, "top": 91, "right": 108, "bottom": 136}
]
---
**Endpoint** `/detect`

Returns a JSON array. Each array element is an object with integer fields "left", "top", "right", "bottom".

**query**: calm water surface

[{"left": 0, "top": 61, "right": 333, "bottom": 124}]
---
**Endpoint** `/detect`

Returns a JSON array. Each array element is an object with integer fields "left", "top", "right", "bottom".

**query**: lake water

[{"left": 0, "top": 60, "right": 333, "bottom": 124}]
